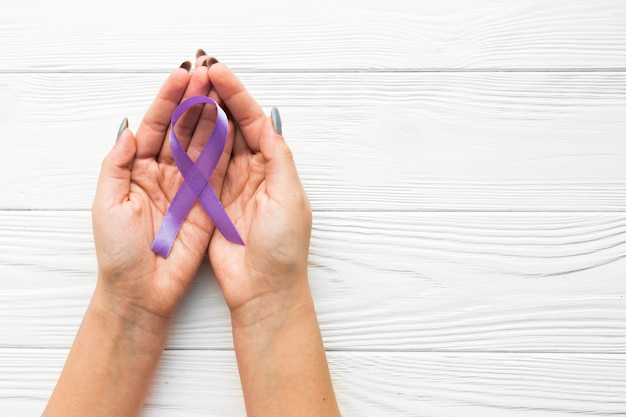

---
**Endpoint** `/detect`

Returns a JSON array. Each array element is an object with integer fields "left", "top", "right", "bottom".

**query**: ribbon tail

[
  {"left": 198, "top": 186, "right": 245, "bottom": 245},
  {"left": 151, "top": 96, "right": 244, "bottom": 258},
  {"left": 151, "top": 181, "right": 199, "bottom": 258},
  {"left": 151, "top": 209, "right": 179, "bottom": 258}
]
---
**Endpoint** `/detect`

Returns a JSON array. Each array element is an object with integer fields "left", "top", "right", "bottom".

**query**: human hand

[
  {"left": 205, "top": 62, "right": 312, "bottom": 320},
  {"left": 202, "top": 61, "right": 340, "bottom": 417},
  {"left": 45, "top": 56, "right": 237, "bottom": 417},
  {"left": 91, "top": 59, "right": 233, "bottom": 329}
]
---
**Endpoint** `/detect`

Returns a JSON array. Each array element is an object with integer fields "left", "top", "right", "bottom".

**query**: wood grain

[
  {"left": 1, "top": 0, "right": 625, "bottom": 71},
  {"left": 1, "top": 72, "right": 625, "bottom": 211},
  {"left": 2, "top": 1, "right": 626, "bottom": 415},
  {"left": 2, "top": 349, "right": 624, "bottom": 416},
  {"left": 1, "top": 210, "right": 624, "bottom": 352}
]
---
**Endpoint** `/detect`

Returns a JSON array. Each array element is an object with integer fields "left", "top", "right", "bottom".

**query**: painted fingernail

[
  {"left": 196, "top": 48, "right": 207, "bottom": 58},
  {"left": 116, "top": 117, "right": 128, "bottom": 142},
  {"left": 180, "top": 61, "right": 192, "bottom": 71},
  {"left": 206, "top": 57, "right": 219, "bottom": 67},
  {"left": 270, "top": 107, "right": 282, "bottom": 135}
]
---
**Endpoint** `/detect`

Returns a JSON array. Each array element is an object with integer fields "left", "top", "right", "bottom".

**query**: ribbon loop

[{"left": 151, "top": 96, "right": 244, "bottom": 258}]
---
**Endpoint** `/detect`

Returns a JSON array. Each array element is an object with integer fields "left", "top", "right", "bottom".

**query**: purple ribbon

[{"left": 151, "top": 96, "right": 244, "bottom": 258}]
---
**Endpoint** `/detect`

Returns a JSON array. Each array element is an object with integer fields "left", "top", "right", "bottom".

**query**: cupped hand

[
  {"left": 206, "top": 63, "right": 313, "bottom": 316},
  {"left": 91, "top": 61, "right": 233, "bottom": 325}
]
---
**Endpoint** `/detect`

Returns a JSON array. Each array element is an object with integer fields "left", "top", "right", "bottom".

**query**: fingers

[
  {"left": 159, "top": 51, "right": 224, "bottom": 165},
  {"left": 195, "top": 49, "right": 219, "bottom": 71},
  {"left": 159, "top": 65, "right": 212, "bottom": 164},
  {"left": 259, "top": 112, "right": 303, "bottom": 198},
  {"left": 93, "top": 127, "right": 137, "bottom": 211},
  {"left": 209, "top": 62, "right": 266, "bottom": 152},
  {"left": 168, "top": 51, "right": 233, "bottom": 199},
  {"left": 135, "top": 67, "right": 190, "bottom": 159},
  {"left": 209, "top": 118, "right": 235, "bottom": 201}
]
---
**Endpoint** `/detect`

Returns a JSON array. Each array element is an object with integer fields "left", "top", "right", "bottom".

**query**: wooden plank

[
  {"left": 2, "top": 349, "right": 624, "bottom": 416},
  {"left": 1, "top": 210, "right": 624, "bottom": 352},
  {"left": 1, "top": 72, "right": 625, "bottom": 211},
  {"left": 1, "top": 0, "right": 626, "bottom": 71}
]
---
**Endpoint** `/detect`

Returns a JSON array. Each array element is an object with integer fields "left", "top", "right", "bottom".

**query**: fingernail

[
  {"left": 196, "top": 48, "right": 207, "bottom": 58},
  {"left": 203, "top": 57, "right": 219, "bottom": 67},
  {"left": 116, "top": 117, "right": 128, "bottom": 142},
  {"left": 270, "top": 107, "right": 282, "bottom": 135},
  {"left": 179, "top": 61, "right": 192, "bottom": 71}
]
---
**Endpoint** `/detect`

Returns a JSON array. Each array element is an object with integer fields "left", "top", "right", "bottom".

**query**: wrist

[
  {"left": 91, "top": 281, "right": 172, "bottom": 340},
  {"left": 229, "top": 274, "right": 313, "bottom": 331},
  {"left": 228, "top": 275, "right": 341, "bottom": 417},
  {"left": 43, "top": 283, "right": 170, "bottom": 417}
]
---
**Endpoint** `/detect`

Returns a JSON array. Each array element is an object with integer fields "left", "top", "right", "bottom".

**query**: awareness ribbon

[{"left": 151, "top": 96, "right": 244, "bottom": 258}]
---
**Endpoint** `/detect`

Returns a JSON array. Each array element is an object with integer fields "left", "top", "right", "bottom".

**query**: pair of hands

[
  {"left": 44, "top": 53, "right": 339, "bottom": 417},
  {"left": 92, "top": 54, "right": 312, "bottom": 332}
]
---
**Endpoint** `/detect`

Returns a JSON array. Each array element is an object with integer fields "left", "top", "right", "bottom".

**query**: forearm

[
  {"left": 43, "top": 283, "right": 170, "bottom": 417},
  {"left": 231, "top": 278, "right": 341, "bottom": 417}
]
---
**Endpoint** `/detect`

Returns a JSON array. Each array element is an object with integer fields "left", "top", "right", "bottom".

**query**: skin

[
  {"left": 43, "top": 55, "right": 340, "bottom": 417},
  {"left": 205, "top": 60, "right": 341, "bottom": 417}
]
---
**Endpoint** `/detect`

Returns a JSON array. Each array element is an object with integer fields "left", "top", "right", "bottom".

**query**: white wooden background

[{"left": 1, "top": 0, "right": 625, "bottom": 415}]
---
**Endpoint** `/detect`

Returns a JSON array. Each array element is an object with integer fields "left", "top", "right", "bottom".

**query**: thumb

[
  {"left": 93, "top": 119, "right": 137, "bottom": 210},
  {"left": 259, "top": 108, "right": 301, "bottom": 197}
]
